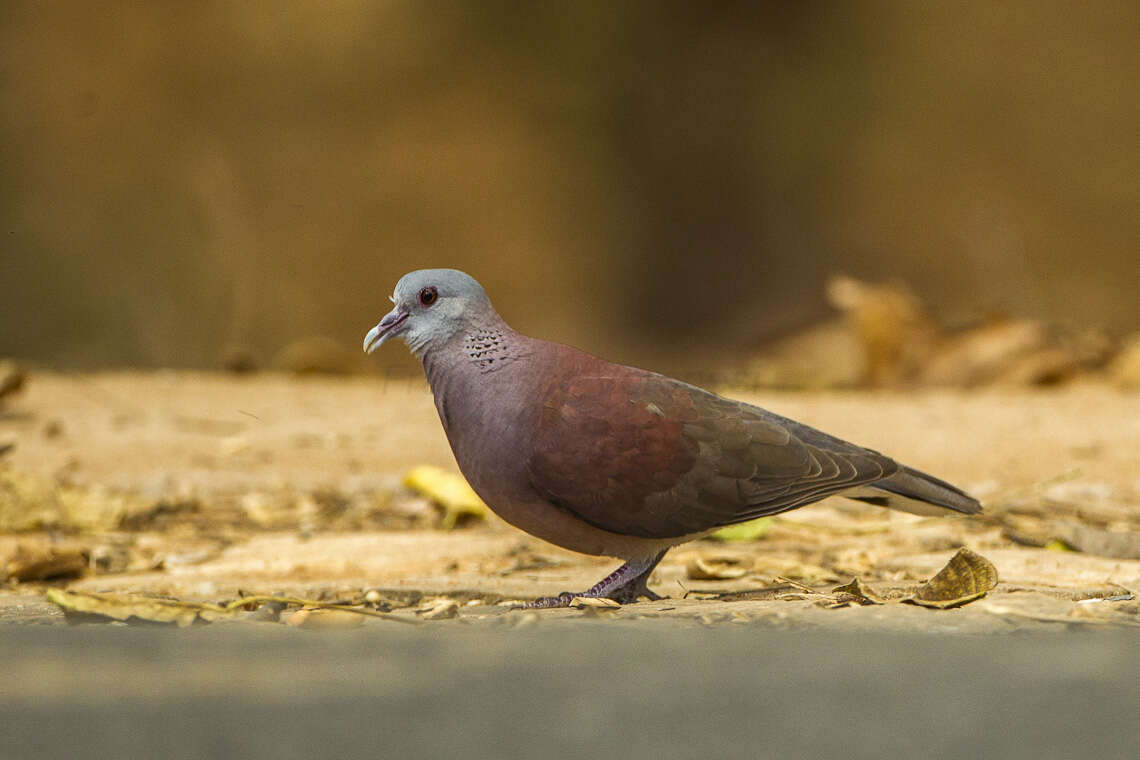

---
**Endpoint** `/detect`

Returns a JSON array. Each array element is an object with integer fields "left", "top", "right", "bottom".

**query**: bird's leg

[{"left": 526, "top": 551, "right": 667, "bottom": 608}]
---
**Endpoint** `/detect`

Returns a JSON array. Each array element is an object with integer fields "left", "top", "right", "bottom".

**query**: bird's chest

[{"left": 429, "top": 365, "right": 537, "bottom": 504}]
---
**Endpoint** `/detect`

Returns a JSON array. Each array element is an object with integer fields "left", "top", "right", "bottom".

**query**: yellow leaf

[
  {"left": 710, "top": 517, "right": 771, "bottom": 541},
  {"left": 403, "top": 465, "right": 488, "bottom": 529},
  {"left": 1044, "top": 538, "right": 1076, "bottom": 552}
]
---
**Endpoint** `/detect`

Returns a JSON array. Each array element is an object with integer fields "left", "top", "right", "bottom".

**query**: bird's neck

[
  {"left": 420, "top": 317, "right": 529, "bottom": 390},
  {"left": 419, "top": 320, "right": 537, "bottom": 443}
]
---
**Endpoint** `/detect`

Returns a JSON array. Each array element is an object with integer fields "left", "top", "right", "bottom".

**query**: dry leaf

[
  {"left": 0, "top": 468, "right": 61, "bottom": 531},
  {"left": 287, "top": 608, "right": 366, "bottom": 629},
  {"left": 1069, "top": 599, "right": 1140, "bottom": 625},
  {"left": 0, "top": 361, "right": 26, "bottom": 402},
  {"left": 403, "top": 465, "right": 488, "bottom": 529},
  {"left": 4, "top": 547, "right": 87, "bottom": 583},
  {"left": 1109, "top": 333, "right": 1140, "bottom": 388},
  {"left": 905, "top": 548, "right": 998, "bottom": 609},
  {"left": 57, "top": 485, "right": 137, "bottom": 532},
  {"left": 44, "top": 589, "right": 238, "bottom": 627},
  {"left": 45, "top": 590, "right": 412, "bottom": 628},
  {"left": 569, "top": 596, "right": 621, "bottom": 610},
  {"left": 921, "top": 318, "right": 1046, "bottom": 387},
  {"left": 710, "top": 517, "right": 772, "bottom": 542},
  {"left": 685, "top": 582, "right": 797, "bottom": 601},
  {"left": 416, "top": 597, "right": 459, "bottom": 620},
  {"left": 0, "top": 467, "right": 147, "bottom": 532},
  {"left": 827, "top": 275, "right": 939, "bottom": 387},
  {"left": 832, "top": 578, "right": 886, "bottom": 606},
  {"left": 1056, "top": 524, "right": 1140, "bottom": 560},
  {"left": 686, "top": 554, "right": 753, "bottom": 580}
]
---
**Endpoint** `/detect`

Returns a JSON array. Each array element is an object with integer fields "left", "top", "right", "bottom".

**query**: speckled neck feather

[{"left": 463, "top": 328, "right": 520, "bottom": 373}]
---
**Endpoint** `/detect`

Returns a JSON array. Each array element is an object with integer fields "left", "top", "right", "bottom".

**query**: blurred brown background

[{"left": 2, "top": 1, "right": 1138, "bottom": 373}]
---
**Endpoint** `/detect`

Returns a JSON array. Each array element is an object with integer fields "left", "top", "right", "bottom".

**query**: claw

[{"left": 523, "top": 551, "right": 668, "bottom": 609}]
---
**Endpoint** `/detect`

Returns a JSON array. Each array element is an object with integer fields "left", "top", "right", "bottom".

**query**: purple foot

[{"left": 525, "top": 551, "right": 666, "bottom": 609}]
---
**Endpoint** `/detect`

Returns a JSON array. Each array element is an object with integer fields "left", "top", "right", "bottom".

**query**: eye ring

[{"left": 418, "top": 286, "right": 438, "bottom": 307}]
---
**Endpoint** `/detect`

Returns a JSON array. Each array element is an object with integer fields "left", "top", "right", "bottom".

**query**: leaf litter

[{"left": 45, "top": 589, "right": 421, "bottom": 628}]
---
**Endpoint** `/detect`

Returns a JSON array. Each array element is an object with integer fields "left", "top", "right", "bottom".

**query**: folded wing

[{"left": 527, "top": 369, "right": 899, "bottom": 539}]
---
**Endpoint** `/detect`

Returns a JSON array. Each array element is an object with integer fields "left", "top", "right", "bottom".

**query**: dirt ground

[{"left": 1, "top": 371, "right": 1139, "bottom": 631}]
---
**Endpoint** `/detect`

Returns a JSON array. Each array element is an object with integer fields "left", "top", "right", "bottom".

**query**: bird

[{"left": 364, "top": 269, "right": 981, "bottom": 607}]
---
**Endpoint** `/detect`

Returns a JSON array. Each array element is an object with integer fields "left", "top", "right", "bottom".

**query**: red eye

[{"left": 418, "top": 286, "right": 438, "bottom": 307}]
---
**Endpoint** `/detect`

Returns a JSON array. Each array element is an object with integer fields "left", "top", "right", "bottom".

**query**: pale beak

[{"left": 363, "top": 308, "right": 410, "bottom": 354}]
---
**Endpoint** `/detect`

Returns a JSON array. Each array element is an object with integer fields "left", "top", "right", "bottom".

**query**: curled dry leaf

[
  {"left": 832, "top": 577, "right": 886, "bottom": 606},
  {"left": 403, "top": 465, "right": 488, "bottom": 529},
  {"left": 416, "top": 597, "right": 459, "bottom": 620},
  {"left": 686, "top": 554, "right": 753, "bottom": 580},
  {"left": 905, "top": 548, "right": 998, "bottom": 609}
]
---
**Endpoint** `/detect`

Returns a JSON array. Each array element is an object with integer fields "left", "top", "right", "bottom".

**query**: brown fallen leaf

[
  {"left": 4, "top": 547, "right": 88, "bottom": 583},
  {"left": 904, "top": 548, "right": 999, "bottom": 609},
  {"left": 685, "top": 554, "right": 753, "bottom": 580},
  {"left": 832, "top": 577, "right": 886, "bottom": 606}
]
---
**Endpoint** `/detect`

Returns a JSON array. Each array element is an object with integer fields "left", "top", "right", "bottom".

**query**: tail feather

[{"left": 848, "top": 465, "right": 982, "bottom": 517}]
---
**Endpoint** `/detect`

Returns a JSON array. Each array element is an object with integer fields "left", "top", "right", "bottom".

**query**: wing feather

[{"left": 527, "top": 368, "right": 897, "bottom": 539}]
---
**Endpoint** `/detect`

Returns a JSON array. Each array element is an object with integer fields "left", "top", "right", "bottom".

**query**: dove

[{"left": 364, "top": 269, "right": 981, "bottom": 607}]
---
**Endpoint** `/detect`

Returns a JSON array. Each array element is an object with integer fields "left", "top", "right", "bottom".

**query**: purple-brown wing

[{"left": 526, "top": 365, "right": 897, "bottom": 539}]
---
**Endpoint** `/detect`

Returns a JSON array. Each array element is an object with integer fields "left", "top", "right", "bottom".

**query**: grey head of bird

[{"left": 363, "top": 268, "right": 497, "bottom": 357}]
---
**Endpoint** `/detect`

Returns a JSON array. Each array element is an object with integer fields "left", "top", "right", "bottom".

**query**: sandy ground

[{"left": 2, "top": 371, "right": 1139, "bottom": 631}]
